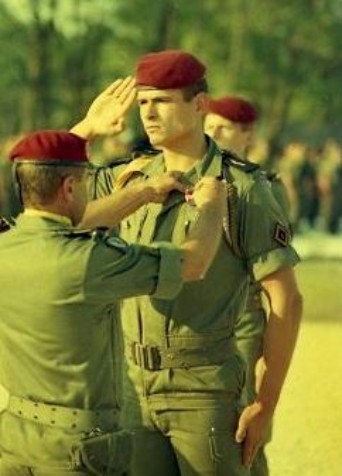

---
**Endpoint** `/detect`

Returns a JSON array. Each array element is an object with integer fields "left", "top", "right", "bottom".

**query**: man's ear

[
  {"left": 194, "top": 92, "right": 209, "bottom": 114},
  {"left": 60, "top": 175, "right": 75, "bottom": 202}
]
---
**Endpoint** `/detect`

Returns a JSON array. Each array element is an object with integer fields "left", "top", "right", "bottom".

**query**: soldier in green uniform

[
  {"left": 0, "top": 80, "right": 227, "bottom": 475},
  {"left": 92, "top": 50, "right": 302, "bottom": 476},
  {"left": 205, "top": 96, "right": 291, "bottom": 476}
]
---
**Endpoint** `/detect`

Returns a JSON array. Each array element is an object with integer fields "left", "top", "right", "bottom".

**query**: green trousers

[{"left": 122, "top": 396, "right": 249, "bottom": 476}]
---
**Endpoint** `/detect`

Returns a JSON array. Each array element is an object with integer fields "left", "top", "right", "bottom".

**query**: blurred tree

[{"left": 0, "top": 0, "right": 341, "bottom": 159}]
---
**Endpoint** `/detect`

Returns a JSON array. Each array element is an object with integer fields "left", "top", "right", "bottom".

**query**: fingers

[
  {"left": 236, "top": 415, "right": 256, "bottom": 469},
  {"left": 100, "top": 79, "right": 125, "bottom": 96},
  {"left": 242, "top": 437, "right": 259, "bottom": 468},
  {"left": 235, "top": 413, "right": 247, "bottom": 444},
  {"left": 121, "top": 88, "right": 137, "bottom": 114},
  {"left": 112, "top": 76, "right": 136, "bottom": 102}
]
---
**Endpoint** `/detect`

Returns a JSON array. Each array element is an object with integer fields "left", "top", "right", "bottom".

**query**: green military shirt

[
  {"left": 242, "top": 170, "right": 291, "bottom": 314},
  {"left": 95, "top": 139, "right": 299, "bottom": 408},
  {"left": 0, "top": 212, "right": 183, "bottom": 466}
]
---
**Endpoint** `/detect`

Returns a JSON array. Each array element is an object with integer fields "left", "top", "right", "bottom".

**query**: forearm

[
  {"left": 256, "top": 276, "right": 303, "bottom": 412},
  {"left": 80, "top": 184, "right": 154, "bottom": 229},
  {"left": 180, "top": 203, "right": 223, "bottom": 281}
]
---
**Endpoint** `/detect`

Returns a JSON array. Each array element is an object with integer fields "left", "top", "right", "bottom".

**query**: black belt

[{"left": 130, "top": 338, "right": 235, "bottom": 371}]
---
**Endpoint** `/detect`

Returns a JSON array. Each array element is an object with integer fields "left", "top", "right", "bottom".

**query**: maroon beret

[
  {"left": 136, "top": 50, "right": 206, "bottom": 89},
  {"left": 9, "top": 130, "right": 88, "bottom": 165},
  {"left": 206, "top": 97, "right": 258, "bottom": 124}
]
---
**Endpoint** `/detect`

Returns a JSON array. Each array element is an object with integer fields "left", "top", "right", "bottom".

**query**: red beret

[
  {"left": 136, "top": 50, "right": 206, "bottom": 89},
  {"left": 206, "top": 97, "right": 258, "bottom": 124},
  {"left": 9, "top": 130, "right": 89, "bottom": 165}
]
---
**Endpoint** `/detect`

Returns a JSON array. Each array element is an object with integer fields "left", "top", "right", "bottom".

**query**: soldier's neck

[{"left": 162, "top": 133, "right": 207, "bottom": 173}]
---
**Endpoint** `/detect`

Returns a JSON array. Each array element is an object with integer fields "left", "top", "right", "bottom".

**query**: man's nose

[{"left": 144, "top": 102, "right": 157, "bottom": 119}]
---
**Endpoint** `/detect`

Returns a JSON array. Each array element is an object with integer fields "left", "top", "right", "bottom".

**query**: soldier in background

[{"left": 205, "top": 96, "right": 291, "bottom": 476}]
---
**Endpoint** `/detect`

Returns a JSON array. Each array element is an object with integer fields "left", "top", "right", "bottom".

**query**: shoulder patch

[
  {"left": 104, "top": 157, "right": 132, "bottom": 170},
  {"left": 221, "top": 150, "right": 260, "bottom": 173},
  {"left": 273, "top": 223, "right": 290, "bottom": 247}
]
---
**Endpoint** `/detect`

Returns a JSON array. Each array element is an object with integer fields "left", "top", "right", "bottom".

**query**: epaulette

[
  {"left": 221, "top": 149, "right": 260, "bottom": 173},
  {"left": 59, "top": 226, "right": 110, "bottom": 242},
  {"left": 102, "top": 157, "right": 132, "bottom": 170}
]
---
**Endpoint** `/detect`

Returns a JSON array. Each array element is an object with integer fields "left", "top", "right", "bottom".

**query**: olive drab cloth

[
  {"left": 0, "top": 212, "right": 184, "bottom": 472},
  {"left": 93, "top": 138, "right": 299, "bottom": 476}
]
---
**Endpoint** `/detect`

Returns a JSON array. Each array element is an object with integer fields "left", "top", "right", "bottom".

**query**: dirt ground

[{"left": 267, "top": 260, "right": 342, "bottom": 476}]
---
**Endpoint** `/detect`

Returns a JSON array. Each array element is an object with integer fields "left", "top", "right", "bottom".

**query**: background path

[{"left": 267, "top": 260, "right": 342, "bottom": 476}]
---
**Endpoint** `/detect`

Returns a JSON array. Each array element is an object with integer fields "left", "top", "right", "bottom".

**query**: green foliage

[{"left": 0, "top": 0, "right": 341, "bottom": 152}]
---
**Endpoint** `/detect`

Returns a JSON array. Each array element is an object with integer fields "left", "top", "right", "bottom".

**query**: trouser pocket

[{"left": 70, "top": 429, "right": 132, "bottom": 476}]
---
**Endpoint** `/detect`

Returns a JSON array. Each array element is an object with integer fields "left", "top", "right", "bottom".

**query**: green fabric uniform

[
  {"left": 0, "top": 214, "right": 184, "bottom": 476},
  {"left": 234, "top": 171, "right": 291, "bottom": 476},
  {"left": 94, "top": 139, "right": 299, "bottom": 476}
]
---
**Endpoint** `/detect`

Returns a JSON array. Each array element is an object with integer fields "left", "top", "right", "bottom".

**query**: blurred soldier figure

[
  {"left": 205, "top": 96, "right": 291, "bottom": 476},
  {"left": 93, "top": 50, "right": 302, "bottom": 476},
  {"left": 294, "top": 146, "right": 320, "bottom": 232},
  {"left": 0, "top": 78, "right": 226, "bottom": 476},
  {"left": 326, "top": 156, "right": 342, "bottom": 233},
  {"left": 319, "top": 143, "right": 342, "bottom": 234}
]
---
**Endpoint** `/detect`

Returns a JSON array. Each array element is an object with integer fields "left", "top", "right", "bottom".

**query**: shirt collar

[{"left": 24, "top": 209, "right": 73, "bottom": 227}]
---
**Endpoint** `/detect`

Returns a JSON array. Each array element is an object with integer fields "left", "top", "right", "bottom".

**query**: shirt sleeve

[
  {"left": 84, "top": 235, "right": 183, "bottom": 303},
  {"left": 239, "top": 175, "right": 300, "bottom": 282}
]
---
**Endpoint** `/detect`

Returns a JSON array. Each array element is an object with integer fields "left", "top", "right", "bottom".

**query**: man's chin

[{"left": 147, "top": 134, "right": 163, "bottom": 148}]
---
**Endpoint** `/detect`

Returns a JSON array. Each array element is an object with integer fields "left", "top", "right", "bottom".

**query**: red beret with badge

[
  {"left": 9, "top": 130, "right": 89, "bottom": 166},
  {"left": 136, "top": 49, "right": 206, "bottom": 89},
  {"left": 206, "top": 97, "right": 258, "bottom": 124}
]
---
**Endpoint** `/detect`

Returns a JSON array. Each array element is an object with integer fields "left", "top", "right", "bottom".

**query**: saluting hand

[
  {"left": 70, "top": 77, "right": 136, "bottom": 139},
  {"left": 85, "top": 76, "right": 136, "bottom": 136}
]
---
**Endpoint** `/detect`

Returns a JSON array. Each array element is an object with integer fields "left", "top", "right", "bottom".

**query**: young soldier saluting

[{"left": 91, "top": 50, "right": 303, "bottom": 476}]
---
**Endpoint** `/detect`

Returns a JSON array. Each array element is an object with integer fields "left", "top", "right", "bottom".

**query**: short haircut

[
  {"left": 15, "top": 163, "right": 85, "bottom": 207},
  {"left": 182, "top": 78, "right": 209, "bottom": 102}
]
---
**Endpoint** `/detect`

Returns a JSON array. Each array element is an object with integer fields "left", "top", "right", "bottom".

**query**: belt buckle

[{"left": 131, "top": 343, "right": 161, "bottom": 370}]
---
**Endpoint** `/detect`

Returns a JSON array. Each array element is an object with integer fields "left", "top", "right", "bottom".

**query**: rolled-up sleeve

[
  {"left": 239, "top": 176, "right": 301, "bottom": 281},
  {"left": 252, "top": 246, "right": 300, "bottom": 282},
  {"left": 85, "top": 236, "right": 183, "bottom": 303}
]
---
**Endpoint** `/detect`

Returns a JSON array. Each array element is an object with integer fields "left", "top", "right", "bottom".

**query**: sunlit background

[{"left": 0, "top": 1, "right": 341, "bottom": 475}]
